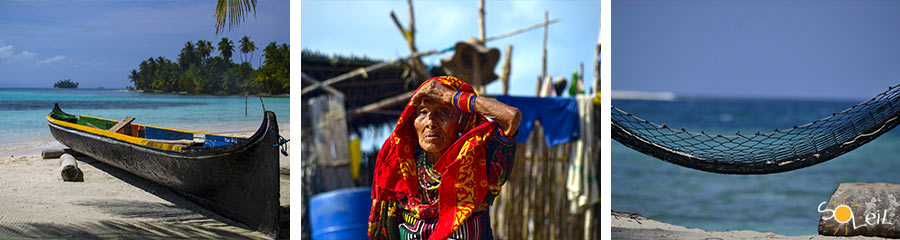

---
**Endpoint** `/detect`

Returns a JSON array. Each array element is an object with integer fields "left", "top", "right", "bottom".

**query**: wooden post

[
  {"left": 60, "top": 153, "right": 83, "bottom": 182},
  {"left": 486, "top": 19, "right": 560, "bottom": 42},
  {"left": 478, "top": 0, "right": 486, "bottom": 43},
  {"left": 245, "top": 94, "right": 248, "bottom": 116},
  {"left": 580, "top": 62, "right": 584, "bottom": 95},
  {"left": 501, "top": 45, "right": 513, "bottom": 95},
  {"left": 594, "top": 30, "right": 601, "bottom": 94},
  {"left": 539, "top": 11, "right": 549, "bottom": 95},
  {"left": 259, "top": 96, "right": 267, "bottom": 112},
  {"left": 389, "top": 0, "right": 432, "bottom": 82},
  {"left": 473, "top": 52, "right": 482, "bottom": 93}
]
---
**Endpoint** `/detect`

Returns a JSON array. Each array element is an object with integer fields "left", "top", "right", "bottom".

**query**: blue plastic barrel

[{"left": 309, "top": 187, "right": 372, "bottom": 240}]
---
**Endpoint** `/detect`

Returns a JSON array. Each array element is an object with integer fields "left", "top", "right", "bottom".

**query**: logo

[{"left": 818, "top": 196, "right": 893, "bottom": 230}]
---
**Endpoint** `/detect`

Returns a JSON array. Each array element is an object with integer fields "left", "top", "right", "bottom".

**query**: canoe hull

[{"left": 48, "top": 110, "right": 280, "bottom": 236}]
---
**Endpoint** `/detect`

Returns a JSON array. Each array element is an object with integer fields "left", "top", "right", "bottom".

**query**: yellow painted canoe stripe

[
  {"left": 80, "top": 115, "right": 241, "bottom": 138},
  {"left": 47, "top": 115, "right": 183, "bottom": 152}
]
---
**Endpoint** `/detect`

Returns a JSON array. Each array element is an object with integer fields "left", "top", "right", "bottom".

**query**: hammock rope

[{"left": 612, "top": 84, "right": 900, "bottom": 174}]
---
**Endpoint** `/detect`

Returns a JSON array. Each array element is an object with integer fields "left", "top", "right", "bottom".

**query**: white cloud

[
  {"left": 40, "top": 55, "right": 65, "bottom": 64},
  {"left": 0, "top": 45, "right": 57, "bottom": 63},
  {"left": 0, "top": 45, "right": 14, "bottom": 59},
  {"left": 19, "top": 51, "right": 35, "bottom": 59}
]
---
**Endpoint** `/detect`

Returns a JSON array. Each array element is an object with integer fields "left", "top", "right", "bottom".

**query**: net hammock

[{"left": 612, "top": 84, "right": 900, "bottom": 174}]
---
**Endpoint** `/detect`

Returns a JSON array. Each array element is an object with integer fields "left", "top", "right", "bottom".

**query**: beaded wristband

[
  {"left": 452, "top": 91, "right": 476, "bottom": 113},
  {"left": 469, "top": 93, "right": 477, "bottom": 112},
  {"left": 452, "top": 92, "right": 461, "bottom": 109}
]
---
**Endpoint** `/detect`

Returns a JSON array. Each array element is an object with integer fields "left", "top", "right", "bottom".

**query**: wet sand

[
  {"left": 612, "top": 210, "right": 885, "bottom": 240},
  {"left": 0, "top": 129, "right": 289, "bottom": 239}
]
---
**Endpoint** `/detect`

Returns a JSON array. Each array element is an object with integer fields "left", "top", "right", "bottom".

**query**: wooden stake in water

[{"left": 245, "top": 94, "right": 248, "bottom": 116}]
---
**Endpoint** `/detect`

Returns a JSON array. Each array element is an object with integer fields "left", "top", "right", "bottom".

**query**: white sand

[
  {"left": 0, "top": 128, "right": 290, "bottom": 239},
  {"left": 612, "top": 210, "right": 885, "bottom": 240}
]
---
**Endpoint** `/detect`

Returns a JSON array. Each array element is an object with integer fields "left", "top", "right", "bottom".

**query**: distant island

[
  {"left": 128, "top": 36, "right": 288, "bottom": 95},
  {"left": 53, "top": 79, "right": 79, "bottom": 89}
]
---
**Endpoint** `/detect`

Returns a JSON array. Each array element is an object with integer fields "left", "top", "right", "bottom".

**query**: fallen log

[
  {"left": 59, "top": 153, "right": 83, "bottom": 182},
  {"left": 819, "top": 182, "right": 900, "bottom": 237},
  {"left": 41, "top": 148, "right": 83, "bottom": 159}
]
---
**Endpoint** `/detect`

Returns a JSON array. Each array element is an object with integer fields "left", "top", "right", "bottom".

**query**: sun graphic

[{"left": 834, "top": 205, "right": 853, "bottom": 223}]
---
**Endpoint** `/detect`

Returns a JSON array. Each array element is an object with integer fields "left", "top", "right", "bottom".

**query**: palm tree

[
  {"left": 196, "top": 40, "right": 214, "bottom": 61},
  {"left": 218, "top": 37, "right": 235, "bottom": 62},
  {"left": 179, "top": 41, "right": 196, "bottom": 69},
  {"left": 128, "top": 69, "right": 140, "bottom": 89},
  {"left": 239, "top": 36, "right": 257, "bottom": 64},
  {"left": 215, "top": 0, "right": 257, "bottom": 34}
]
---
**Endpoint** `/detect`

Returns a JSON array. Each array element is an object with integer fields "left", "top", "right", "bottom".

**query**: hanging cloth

[{"left": 496, "top": 95, "right": 580, "bottom": 146}]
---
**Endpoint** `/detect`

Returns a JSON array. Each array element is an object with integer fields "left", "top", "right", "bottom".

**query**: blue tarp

[{"left": 497, "top": 96, "right": 580, "bottom": 146}]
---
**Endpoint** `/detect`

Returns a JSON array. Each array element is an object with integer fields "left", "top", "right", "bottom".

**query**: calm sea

[
  {"left": 0, "top": 88, "right": 290, "bottom": 155},
  {"left": 612, "top": 97, "right": 900, "bottom": 236}
]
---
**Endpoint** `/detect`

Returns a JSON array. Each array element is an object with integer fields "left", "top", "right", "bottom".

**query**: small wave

[{"left": 0, "top": 100, "right": 204, "bottom": 111}]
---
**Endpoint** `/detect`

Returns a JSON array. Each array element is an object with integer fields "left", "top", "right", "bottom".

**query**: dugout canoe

[{"left": 46, "top": 103, "right": 281, "bottom": 236}]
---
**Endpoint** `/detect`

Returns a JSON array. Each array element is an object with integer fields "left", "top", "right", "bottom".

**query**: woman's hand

[
  {"left": 410, "top": 80, "right": 453, "bottom": 106},
  {"left": 410, "top": 78, "right": 522, "bottom": 137}
]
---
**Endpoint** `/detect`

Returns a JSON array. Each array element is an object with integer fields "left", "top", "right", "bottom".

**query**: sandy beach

[
  {"left": 611, "top": 210, "right": 887, "bottom": 240},
  {"left": 0, "top": 128, "right": 290, "bottom": 239}
]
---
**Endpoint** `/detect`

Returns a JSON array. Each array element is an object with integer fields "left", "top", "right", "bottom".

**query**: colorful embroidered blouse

[{"left": 397, "top": 126, "right": 516, "bottom": 239}]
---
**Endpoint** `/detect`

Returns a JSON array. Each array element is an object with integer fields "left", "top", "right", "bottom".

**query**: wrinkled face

[{"left": 414, "top": 99, "right": 461, "bottom": 154}]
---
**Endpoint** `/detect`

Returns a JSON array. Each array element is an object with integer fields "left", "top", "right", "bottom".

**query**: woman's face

[{"left": 414, "top": 98, "right": 461, "bottom": 154}]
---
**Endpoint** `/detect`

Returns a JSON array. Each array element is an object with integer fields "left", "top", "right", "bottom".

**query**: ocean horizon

[
  {"left": 0, "top": 88, "right": 290, "bottom": 156},
  {"left": 612, "top": 96, "right": 900, "bottom": 236}
]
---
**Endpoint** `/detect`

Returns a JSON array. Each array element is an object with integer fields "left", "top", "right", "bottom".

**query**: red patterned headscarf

[{"left": 369, "top": 76, "right": 496, "bottom": 240}]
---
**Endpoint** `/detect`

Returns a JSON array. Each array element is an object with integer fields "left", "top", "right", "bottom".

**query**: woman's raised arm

[
  {"left": 471, "top": 96, "right": 521, "bottom": 137},
  {"left": 410, "top": 79, "right": 522, "bottom": 137}
]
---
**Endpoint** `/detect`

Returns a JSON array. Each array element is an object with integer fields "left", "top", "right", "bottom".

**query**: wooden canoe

[{"left": 46, "top": 103, "right": 280, "bottom": 236}]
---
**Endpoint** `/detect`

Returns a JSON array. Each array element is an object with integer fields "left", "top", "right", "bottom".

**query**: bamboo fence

[{"left": 490, "top": 122, "right": 599, "bottom": 240}]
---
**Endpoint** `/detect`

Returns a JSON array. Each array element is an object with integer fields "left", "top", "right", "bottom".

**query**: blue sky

[
  {"left": 613, "top": 0, "right": 900, "bottom": 100},
  {"left": 301, "top": 0, "right": 601, "bottom": 96},
  {"left": 0, "top": 0, "right": 289, "bottom": 89}
]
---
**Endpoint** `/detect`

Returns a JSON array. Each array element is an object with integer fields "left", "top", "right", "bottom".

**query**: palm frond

[{"left": 215, "top": 0, "right": 258, "bottom": 34}]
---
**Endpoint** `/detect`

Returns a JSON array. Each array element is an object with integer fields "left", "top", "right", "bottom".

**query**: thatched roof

[{"left": 301, "top": 49, "right": 447, "bottom": 134}]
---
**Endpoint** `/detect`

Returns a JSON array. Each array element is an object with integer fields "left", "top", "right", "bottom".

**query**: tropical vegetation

[
  {"left": 128, "top": 36, "right": 288, "bottom": 95},
  {"left": 215, "top": 0, "right": 257, "bottom": 34},
  {"left": 53, "top": 79, "right": 79, "bottom": 88}
]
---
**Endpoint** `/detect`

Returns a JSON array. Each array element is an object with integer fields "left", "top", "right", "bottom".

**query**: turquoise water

[
  {"left": 0, "top": 88, "right": 290, "bottom": 155},
  {"left": 612, "top": 97, "right": 900, "bottom": 236}
]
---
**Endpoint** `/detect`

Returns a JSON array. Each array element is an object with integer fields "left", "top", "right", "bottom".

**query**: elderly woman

[{"left": 369, "top": 76, "right": 522, "bottom": 240}]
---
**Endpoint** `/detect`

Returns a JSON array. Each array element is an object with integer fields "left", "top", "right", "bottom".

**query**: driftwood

[
  {"left": 59, "top": 153, "right": 83, "bottom": 182},
  {"left": 42, "top": 148, "right": 83, "bottom": 159}
]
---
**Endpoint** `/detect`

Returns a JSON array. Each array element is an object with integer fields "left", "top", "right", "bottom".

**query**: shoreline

[
  {"left": 0, "top": 88, "right": 290, "bottom": 97},
  {"left": 123, "top": 89, "right": 290, "bottom": 97},
  {"left": 612, "top": 210, "right": 884, "bottom": 239}
]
